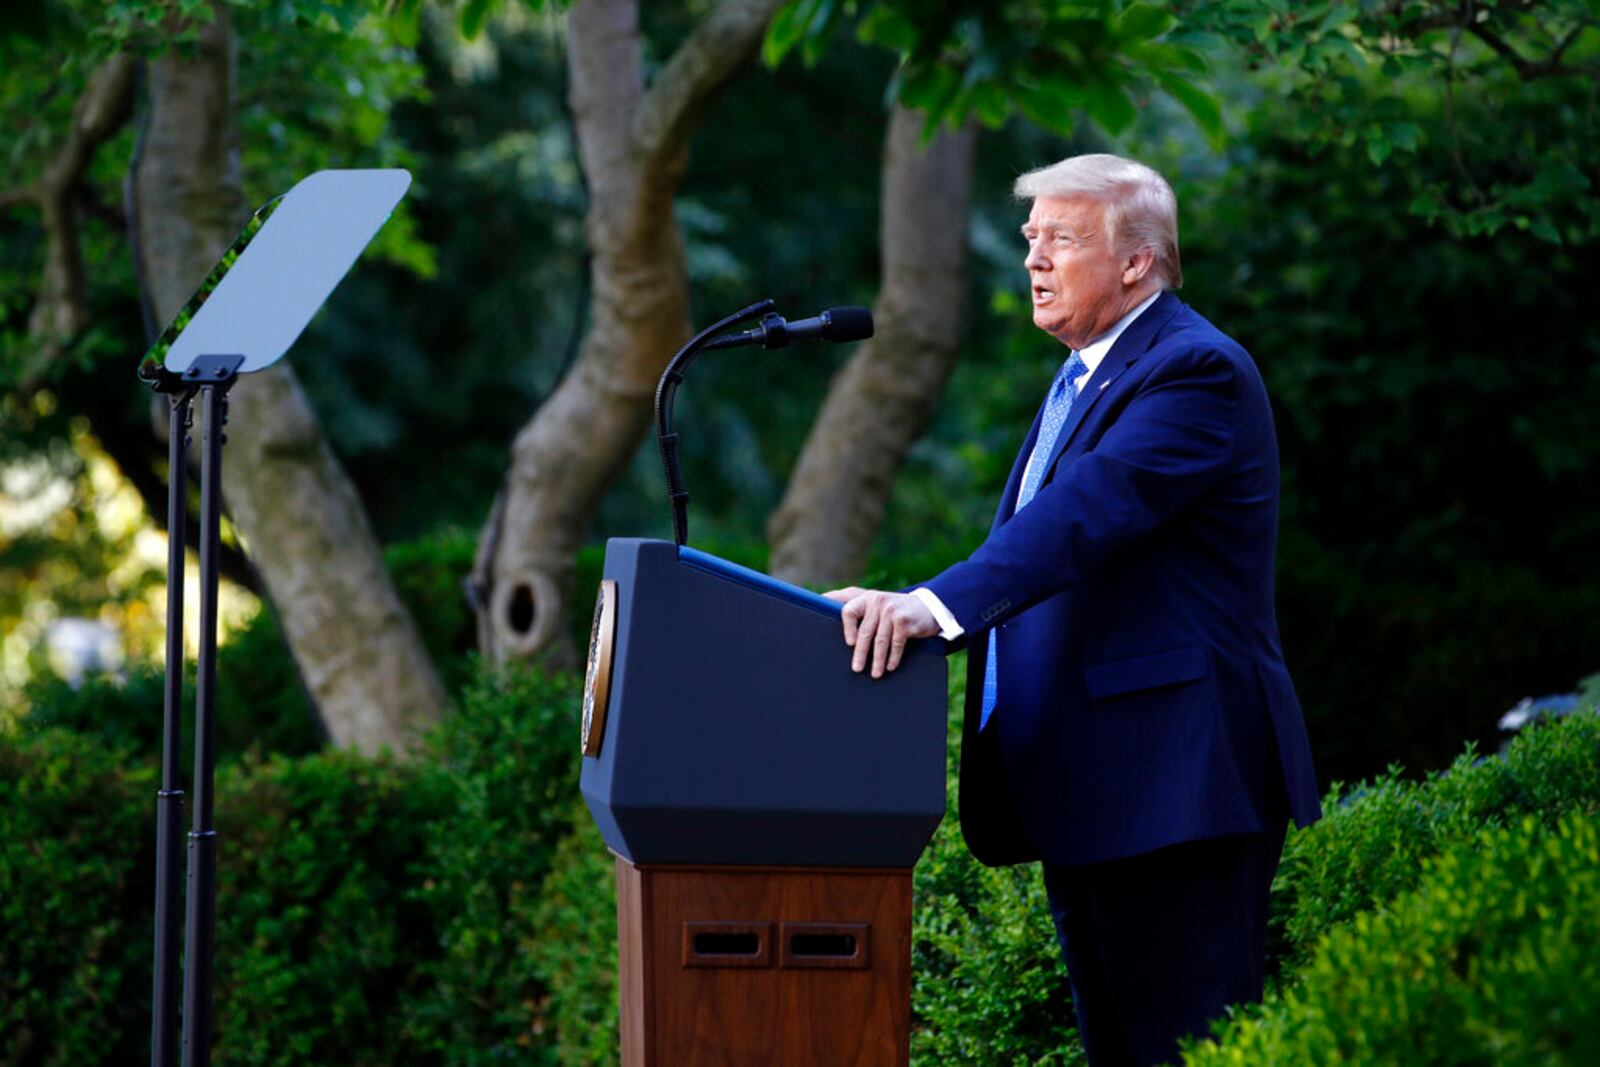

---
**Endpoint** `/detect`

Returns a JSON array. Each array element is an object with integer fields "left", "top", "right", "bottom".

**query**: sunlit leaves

[
  {"left": 764, "top": 0, "right": 1227, "bottom": 146},
  {"left": 1179, "top": 0, "right": 1600, "bottom": 243}
]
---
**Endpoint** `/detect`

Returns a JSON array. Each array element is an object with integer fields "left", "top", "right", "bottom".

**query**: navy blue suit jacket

[{"left": 923, "top": 291, "right": 1322, "bottom": 868}]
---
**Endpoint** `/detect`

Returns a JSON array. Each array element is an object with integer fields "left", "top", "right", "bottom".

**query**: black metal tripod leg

[
  {"left": 181, "top": 372, "right": 232, "bottom": 1067},
  {"left": 151, "top": 389, "right": 193, "bottom": 1067}
]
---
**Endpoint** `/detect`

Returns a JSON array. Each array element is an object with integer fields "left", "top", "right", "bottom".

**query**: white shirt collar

[{"left": 1073, "top": 289, "right": 1163, "bottom": 379}]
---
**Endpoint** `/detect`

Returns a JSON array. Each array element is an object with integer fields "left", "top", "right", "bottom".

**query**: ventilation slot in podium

[
  {"left": 695, "top": 932, "right": 760, "bottom": 955},
  {"left": 790, "top": 933, "right": 856, "bottom": 957},
  {"left": 682, "top": 921, "right": 772, "bottom": 968},
  {"left": 780, "top": 922, "right": 870, "bottom": 970}
]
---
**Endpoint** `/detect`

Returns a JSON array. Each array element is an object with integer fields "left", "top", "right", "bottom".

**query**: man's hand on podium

[{"left": 823, "top": 588, "right": 940, "bottom": 679}]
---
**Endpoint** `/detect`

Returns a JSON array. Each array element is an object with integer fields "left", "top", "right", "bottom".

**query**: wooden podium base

[{"left": 615, "top": 856, "right": 912, "bottom": 1066}]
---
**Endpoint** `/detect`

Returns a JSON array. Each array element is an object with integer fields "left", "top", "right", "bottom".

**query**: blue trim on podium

[{"left": 677, "top": 545, "right": 843, "bottom": 619}]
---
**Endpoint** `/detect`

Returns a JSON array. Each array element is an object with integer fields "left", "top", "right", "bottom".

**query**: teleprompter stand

[
  {"left": 140, "top": 355, "right": 242, "bottom": 1067},
  {"left": 136, "top": 168, "right": 412, "bottom": 1067}
]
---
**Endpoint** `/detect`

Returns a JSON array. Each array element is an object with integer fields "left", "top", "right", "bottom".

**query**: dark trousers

[{"left": 1041, "top": 825, "right": 1287, "bottom": 1067}]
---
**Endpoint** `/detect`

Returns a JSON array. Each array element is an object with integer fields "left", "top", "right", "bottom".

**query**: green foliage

[
  {"left": 209, "top": 748, "right": 446, "bottom": 1066},
  {"left": 0, "top": 658, "right": 589, "bottom": 1064},
  {"left": 908, "top": 700, "right": 1600, "bottom": 1064},
  {"left": 1180, "top": 0, "right": 1600, "bottom": 243},
  {"left": 1269, "top": 710, "right": 1600, "bottom": 976},
  {"left": 386, "top": 527, "right": 479, "bottom": 691},
  {"left": 1184, "top": 810, "right": 1600, "bottom": 1065},
  {"left": 19, "top": 607, "right": 321, "bottom": 765},
  {"left": 404, "top": 662, "right": 584, "bottom": 1060},
  {"left": 765, "top": 0, "right": 1226, "bottom": 147},
  {"left": 912, "top": 819, "right": 1081, "bottom": 1065},
  {"left": 211, "top": 606, "right": 324, "bottom": 754},
  {"left": 909, "top": 669, "right": 1083, "bottom": 1064},
  {"left": 524, "top": 802, "right": 619, "bottom": 1067},
  {"left": 0, "top": 728, "right": 152, "bottom": 1066}
]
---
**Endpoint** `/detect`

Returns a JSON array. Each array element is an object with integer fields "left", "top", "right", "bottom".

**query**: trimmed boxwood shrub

[
  {"left": 1269, "top": 709, "right": 1600, "bottom": 974},
  {"left": 6, "top": 658, "right": 1594, "bottom": 1065},
  {"left": 0, "top": 661, "right": 583, "bottom": 1065},
  {"left": 904, "top": 702, "right": 1600, "bottom": 1064},
  {"left": 209, "top": 748, "right": 447, "bottom": 1067},
  {"left": 0, "top": 729, "right": 152, "bottom": 1066},
  {"left": 1184, "top": 810, "right": 1600, "bottom": 1065},
  {"left": 912, "top": 818, "right": 1081, "bottom": 1066},
  {"left": 403, "top": 663, "right": 584, "bottom": 1061},
  {"left": 384, "top": 528, "right": 480, "bottom": 694},
  {"left": 20, "top": 608, "right": 322, "bottom": 768},
  {"left": 909, "top": 670, "right": 1082, "bottom": 1065},
  {"left": 525, "top": 802, "right": 619, "bottom": 1067}
]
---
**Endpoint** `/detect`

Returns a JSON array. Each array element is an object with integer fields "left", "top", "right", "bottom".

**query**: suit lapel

[{"left": 1038, "top": 291, "right": 1183, "bottom": 480}]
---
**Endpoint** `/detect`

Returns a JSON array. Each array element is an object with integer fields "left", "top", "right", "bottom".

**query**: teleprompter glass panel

[{"left": 138, "top": 168, "right": 410, "bottom": 379}]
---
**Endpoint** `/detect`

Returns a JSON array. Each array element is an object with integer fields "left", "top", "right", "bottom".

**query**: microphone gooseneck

[{"left": 655, "top": 301, "right": 874, "bottom": 546}]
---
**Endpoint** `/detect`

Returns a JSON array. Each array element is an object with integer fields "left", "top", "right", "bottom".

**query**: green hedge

[
  {"left": 912, "top": 819, "right": 1081, "bottom": 1065},
  {"left": 209, "top": 749, "right": 443, "bottom": 1066},
  {"left": 1269, "top": 709, "right": 1600, "bottom": 974},
  {"left": 5, "top": 655, "right": 1596, "bottom": 1065},
  {"left": 404, "top": 664, "right": 583, "bottom": 1061},
  {"left": 0, "top": 662, "right": 582, "bottom": 1066},
  {"left": 507, "top": 701, "right": 1600, "bottom": 1067},
  {"left": 0, "top": 729, "right": 152, "bottom": 1066},
  {"left": 20, "top": 608, "right": 322, "bottom": 766},
  {"left": 1185, "top": 810, "right": 1600, "bottom": 1065},
  {"left": 524, "top": 804, "right": 618, "bottom": 1067},
  {"left": 901, "top": 703, "right": 1600, "bottom": 1065}
]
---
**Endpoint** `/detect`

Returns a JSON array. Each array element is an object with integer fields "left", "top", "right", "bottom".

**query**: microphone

[{"left": 705, "top": 306, "right": 874, "bottom": 350}]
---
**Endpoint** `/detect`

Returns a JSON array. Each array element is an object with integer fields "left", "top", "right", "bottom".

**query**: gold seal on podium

[{"left": 582, "top": 579, "right": 618, "bottom": 757}]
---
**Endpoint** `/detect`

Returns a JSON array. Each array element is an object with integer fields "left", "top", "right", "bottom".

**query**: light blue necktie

[{"left": 980, "top": 351, "right": 1088, "bottom": 730}]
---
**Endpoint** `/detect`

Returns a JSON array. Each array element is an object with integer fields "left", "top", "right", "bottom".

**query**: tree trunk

[
  {"left": 767, "top": 105, "right": 977, "bottom": 587},
  {"left": 135, "top": 8, "right": 447, "bottom": 755},
  {"left": 472, "top": 0, "right": 784, "bottom": 665}
]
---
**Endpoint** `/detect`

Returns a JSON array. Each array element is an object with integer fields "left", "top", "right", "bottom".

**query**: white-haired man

[{"left": 828, "top": 154, "right": 1321, "bottom": 1066}]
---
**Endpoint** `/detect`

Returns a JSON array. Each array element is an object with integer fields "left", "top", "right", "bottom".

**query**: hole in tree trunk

[{"left": 507, "top": 582, "right": 536, "bottom": 635}]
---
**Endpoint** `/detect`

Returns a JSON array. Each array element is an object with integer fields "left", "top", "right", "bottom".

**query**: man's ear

[{"left": 1122, "top": 248, "right": 1155, "bottom": 286}]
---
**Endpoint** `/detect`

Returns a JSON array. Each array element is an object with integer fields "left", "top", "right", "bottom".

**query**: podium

[{"left": 580, "top": 539, "right": 948, "bottom": 1065}]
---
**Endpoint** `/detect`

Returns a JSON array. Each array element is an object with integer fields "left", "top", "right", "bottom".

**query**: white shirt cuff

[{"left": 910, "top": 587, "right": 965, "bottom": 641}]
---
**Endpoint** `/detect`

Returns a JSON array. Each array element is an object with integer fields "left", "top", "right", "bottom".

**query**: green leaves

[
  {"left": 761, "top": 1, "right": 1229, "bottom": 146},
  {"left": 1114, "top": 1, "right": 1175, "bottom": 42},
  {"left": 1189, "top": 808, "right": 1600, "bottom": 1064},
  {"left": 1154, "top": 69, "right": 1224, "bottom": 148},
  {"left": 764, "top": 0, "right": 849, "bottom": 67},
  {"left": 1185, "top": 0, "right": 1600, "bottom": 243}
]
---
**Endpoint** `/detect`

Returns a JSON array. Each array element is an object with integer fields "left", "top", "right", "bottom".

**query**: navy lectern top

[{"left": 581, "top": 539, "right": 948, "bottom": 868}]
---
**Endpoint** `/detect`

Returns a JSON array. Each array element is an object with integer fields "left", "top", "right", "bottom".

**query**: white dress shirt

[{"left": 910, "top": 290, "right": 1163, "bottom": 640}]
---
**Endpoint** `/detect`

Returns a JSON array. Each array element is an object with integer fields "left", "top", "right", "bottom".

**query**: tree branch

[
  {"left": 631, "top": 0, "right": 786, "bottom": 189},
  {"left": 18, "top": 54, "right": 138, "bottom": 388},
  {"left": 0, "top": 186, "right": 39, "bottom": 212},
  {"left": 1545, "top": 20, "right": 1589, "bottom": 68},
  {"left": 1394, "top": 4, "right": 1599, "bottom": 81},
  {"left": 1469, "top": 20, "right": 1600, "bottom": 80}
]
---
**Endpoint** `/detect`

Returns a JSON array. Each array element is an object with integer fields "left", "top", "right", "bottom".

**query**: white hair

[{"left": 1014, "top": 153, "right": 1183, "bottom": 289}]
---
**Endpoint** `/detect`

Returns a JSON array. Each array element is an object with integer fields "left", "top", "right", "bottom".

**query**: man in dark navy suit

[{"left": 827, "top": 153, "right": 1322, "bottom": 1066}]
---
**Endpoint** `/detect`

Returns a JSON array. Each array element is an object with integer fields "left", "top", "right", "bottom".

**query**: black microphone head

[{"left": 823, "top": 306, "right": 874, "bottom": 343}]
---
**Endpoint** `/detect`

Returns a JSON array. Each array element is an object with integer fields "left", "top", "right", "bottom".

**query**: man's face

[{"left": 1022, "top": 195, "right": 1138, "bottom": 351}]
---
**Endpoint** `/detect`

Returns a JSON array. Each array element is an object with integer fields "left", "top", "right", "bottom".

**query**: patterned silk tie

[{"left": 980, "top": 351, "right": 1089, "bottom": 730}]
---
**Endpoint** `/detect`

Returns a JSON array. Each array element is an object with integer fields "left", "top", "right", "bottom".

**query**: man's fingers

[
  {"left": 872, "top": 612, "right": 894, "bottom": 678},
  {"left": 887, "top": 626, "right": 908, "bottom": 673},
  {"left": 852, "top": 598, "right": 880, "bottom": 674},
  {"left": 823, "top": 586, "right": 865, "bottom": 604},
  {"left": 840, "top": 596, "right": 864, "bottom": 645}
]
